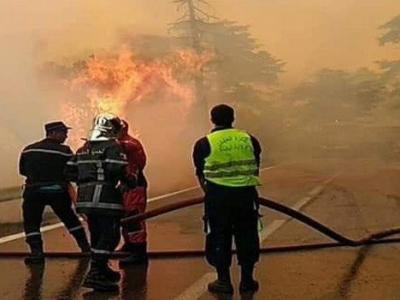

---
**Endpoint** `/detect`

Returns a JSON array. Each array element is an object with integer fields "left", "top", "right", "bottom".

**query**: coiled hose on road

[{"left": 1, "top": 196, "right": 400, "bottom": 258}]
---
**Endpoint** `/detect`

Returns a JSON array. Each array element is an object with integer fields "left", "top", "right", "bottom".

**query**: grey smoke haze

[{"left": 1, "top": 0, "right": 400, "bottom": 188}]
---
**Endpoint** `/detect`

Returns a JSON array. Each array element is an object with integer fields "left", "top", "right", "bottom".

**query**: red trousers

[{"left": 122, "top": 187, "right": 147, "bottom": 244}]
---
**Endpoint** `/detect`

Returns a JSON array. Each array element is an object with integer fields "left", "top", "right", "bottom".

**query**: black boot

[
  {"left": 24, "top": 255, "right": 45, "bottom": 265},
  {"left": 77, "top": 239, "right": 91, "bottom": 254},
  {"left": 82, "top": 262, "right": 119, "bottom": 292},
  {"left": 239, "top": 264, "right": 259, "bottom": 294},
  {"left": 119, "top": 243, "right": 148, "bottom": 266},
  {"left": 117, "top": 243, "right": 130, "bottom": 253},
  {"left": 208, "top": 267, "right": 233, "bottom": 295},
  {"left": 25, "top": 241, "right": 45, "bottom": 265},
  {"left": 72, "top": 228, "right": 91, "bottom": 253},
  {"left": 104, "top": 264, "right": 121, "bottom": 282}
]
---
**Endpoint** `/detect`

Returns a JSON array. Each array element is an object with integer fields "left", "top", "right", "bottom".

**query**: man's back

[
  {"left": 74, "top": 140, "right": 127, "bottom": 184},
  {"left": 67, "top": 139, "right": 128, "bottom": 216},
  {"left": 19, "top": 121, "right": 90, "bottom": 265},
  {"left": 192, "top": 104, "right": 261, "bottom": 295},
  {"left": 19, "top": 138, "right": 72, "bottom": 186},
  {"left": 193, "top": 127, "right": 261, "bottom": 187}
]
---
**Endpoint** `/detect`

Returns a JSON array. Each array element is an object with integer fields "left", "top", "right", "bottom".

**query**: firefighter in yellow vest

[{"left": 192, "top": 104, "right": 261, "bottom": 295}]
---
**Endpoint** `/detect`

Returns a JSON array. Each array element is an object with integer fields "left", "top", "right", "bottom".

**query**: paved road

[{"left": 1, "top": 159, "right": 400, "bottom": 299}]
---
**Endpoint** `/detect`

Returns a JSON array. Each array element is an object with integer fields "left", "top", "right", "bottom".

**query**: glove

[
  {"left": 126, "top": 174, "right": 137, "bottom": 189},
  {"left": 118, "top": 184, "right": 129, "bottom": 194},
  {"left": 119, "top": 175, "right": 137, "bottom": 193},
  {"left": 200, "top": 178, "right": 208, "bottom": 193}
]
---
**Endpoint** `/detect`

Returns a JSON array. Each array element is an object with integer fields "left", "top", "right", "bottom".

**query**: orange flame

[
  {"left": 70, "top": 48, "right": 212, "bottom": 114},
  {"left": 60, "top": 48, "right": 212, "bottom": 147}
]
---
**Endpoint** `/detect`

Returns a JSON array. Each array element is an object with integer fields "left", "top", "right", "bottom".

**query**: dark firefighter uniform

[
  {"left": 193, "top": 125, "right": 261, "bottom": 294},
  {"left": 65, "top": 114, "right": 133, "bottom": 292},
  {"left": 118, "top": 121, "right": 148, "bottom": 265},
  {"left": 19, "top": 121, "right": 90, "bottom": 265}
]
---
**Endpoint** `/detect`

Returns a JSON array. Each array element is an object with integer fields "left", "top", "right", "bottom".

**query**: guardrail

[{"left": 0, "top": 186, "right": 22, "bottom": 203}]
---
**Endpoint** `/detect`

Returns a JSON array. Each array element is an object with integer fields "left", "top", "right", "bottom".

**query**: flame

[
  {"left": 59, "top": 47, "right": 212, "bottom": 147},
  {"left": 69, "top": 48, "right": 212, "bottom": 115},
  {"left": 177, "top": 49, "right": 213, "bottom": 73}
]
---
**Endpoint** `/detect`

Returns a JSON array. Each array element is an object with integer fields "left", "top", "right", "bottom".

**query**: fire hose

[{"left": 1, "top": 196, "right": 400, "bottom": 258}]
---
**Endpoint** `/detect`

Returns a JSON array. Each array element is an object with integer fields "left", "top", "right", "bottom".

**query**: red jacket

[
  {"left": 119, "top": 134, "right": 147, "bottom": 186},
  {"left": 119, "top": 134, "right": 148, "bottom": 244}
]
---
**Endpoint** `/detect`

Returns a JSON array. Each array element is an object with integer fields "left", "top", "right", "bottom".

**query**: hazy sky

[
  {"left": 1, "top": 0, "right": 398, "bottom": 84},
  {"left": 213, "top": 0, "right": 400, "bottom": 83}
]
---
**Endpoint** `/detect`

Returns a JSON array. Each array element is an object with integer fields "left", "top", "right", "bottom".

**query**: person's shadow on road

[
  {"left": 23, "top": 258, "right": 90, "bottom": 300},
  {"left": 120, "top": 263, "right": 148, "bottom": 299},
  {"left": 210, "top": 291, "right": 258, "bottom": 300},
  {"left": 23, "top": 263, "right": 45, "bottom": 300}
]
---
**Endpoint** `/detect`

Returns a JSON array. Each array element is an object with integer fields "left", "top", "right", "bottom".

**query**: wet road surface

[{"left": 1, "top": 159, "right": 400, "bottom": 299}]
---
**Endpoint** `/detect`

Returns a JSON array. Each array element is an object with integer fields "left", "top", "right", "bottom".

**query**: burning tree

[
  {"left": 172, "top": 0, "right": 216, "bottom": 52},
  {"left": 43, "top": 47, "right": 211, "bottom": 147},
  {"left": 171, "top": 0, "right": 284, "bottom": 138},
  {"left": 41, "top": 1, "right": 283, "bottom": 150},
  {"left": 170, "top": 0, "right": 217, "bottom": 127}
]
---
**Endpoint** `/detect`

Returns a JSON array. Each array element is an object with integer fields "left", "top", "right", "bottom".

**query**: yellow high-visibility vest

[{"left": 204, "top": 129, "right": 260, "bottom": 187}]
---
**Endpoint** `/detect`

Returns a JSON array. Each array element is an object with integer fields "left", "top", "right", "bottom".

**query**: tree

[
  {"left": 171, "top": 0, "right": 284, "bottom": 143},
  {"left": 172, "top": 0, "right": 216, "bottom": 51},
  {"left": 287, "top": 68, "right": 385, "bottom": 126},
  {"left": 172, "top": 13, "right": 284, "bottom": 93},
  {"left": 171, "top": 0, "right": 217, "bottom": 126},
  {"left": 379, "top": 15, "right": 400, "bottom": 46},
  {"left": 377, "top": 15, "right": 400, "bottom": 115}
]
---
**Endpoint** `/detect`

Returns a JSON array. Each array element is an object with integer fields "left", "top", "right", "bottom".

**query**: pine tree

[
  {"left": 171, "top": 0, "right": 217, "bottom": 126},
  {"left": 171, "top": 0, "right": 284, "bottom": 128}
]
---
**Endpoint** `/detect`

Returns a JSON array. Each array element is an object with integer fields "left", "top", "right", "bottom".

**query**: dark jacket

[
  {"left": 65, "top": 140, "right": 129, "bottom": 216},
  {"left": 19, "top": 138, "right": 73, "bottom": 187},
  {"left": 192, "top": 126, "right": 262, "bottom": 181}
]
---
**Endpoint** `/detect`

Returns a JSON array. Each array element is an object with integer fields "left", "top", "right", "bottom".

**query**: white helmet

[{"left": 88, "top": 113, "right": 122, "bottom": 141}]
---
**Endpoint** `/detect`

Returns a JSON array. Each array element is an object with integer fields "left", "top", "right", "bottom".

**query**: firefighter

[
  {"left": 65, "top": 113, "right": 135, "bottom": 292},
  {"left": 192, "top": 104, "right": 261, "bottom": 295},
  {"left": 117, "top": 120, "right": 149, "bottom": 266},
  {"left": 19, "top": 121, "right": 90, "bottom": 265}
]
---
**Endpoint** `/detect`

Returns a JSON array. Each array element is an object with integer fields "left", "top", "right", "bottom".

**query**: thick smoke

[{"left": 1, "top": 0, "right": 400, "bottom": 189}]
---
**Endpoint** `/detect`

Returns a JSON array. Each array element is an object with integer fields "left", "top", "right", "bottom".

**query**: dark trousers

[
  {"left": 204, "top": 183, "right": 260, "bottom": 270},
  {"left": 86, "top": 215, "right": 121, "bottom": 265},
  {"left": 22, "top": 187, "right": 85, "bottom": 251}
]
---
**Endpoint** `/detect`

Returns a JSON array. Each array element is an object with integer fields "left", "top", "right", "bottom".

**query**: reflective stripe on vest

[{"left": 204, "top": 129, "right": 260, "bottom": 187}]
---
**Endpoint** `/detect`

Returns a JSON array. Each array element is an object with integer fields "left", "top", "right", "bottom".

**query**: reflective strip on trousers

[
  {"left": 68, "top": 225, "right": 83, "bottom": 233},
  {"left": 91, "top": 248, "right": 113, "bottom": 255},
  {"left": 25, "top": 232, "right": 41, "bottom": 238}
]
